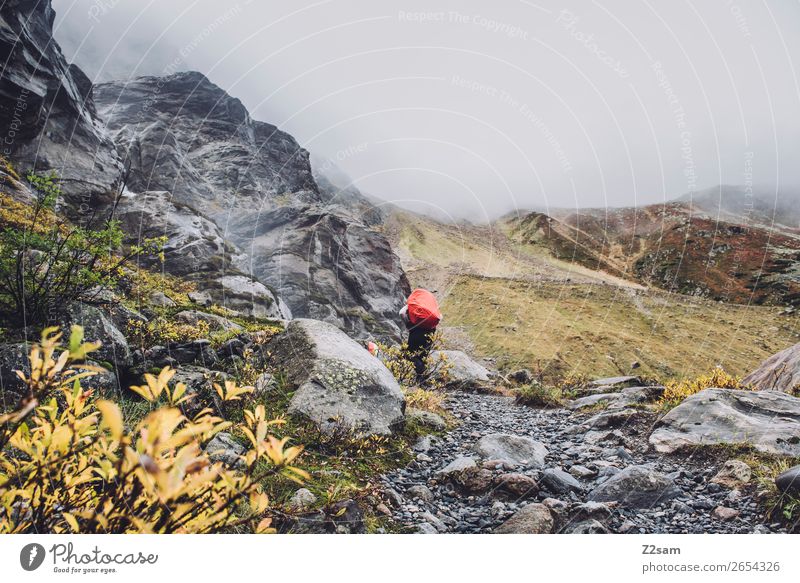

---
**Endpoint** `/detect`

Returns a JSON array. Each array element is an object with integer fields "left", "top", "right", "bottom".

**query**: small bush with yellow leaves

[
  {"left": 659, "top": 366, "right": 745, "bottom": 409},
  {"left": 376, "top": 333, "right": 452, "bottom": 389},
  {"left": 0, "top": 326, "right": 308, "bottom": 533}
]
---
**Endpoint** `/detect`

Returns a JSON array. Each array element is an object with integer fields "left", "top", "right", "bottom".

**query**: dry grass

[{"left": 441, "top": 275, "right": 800, "bottom": 383}]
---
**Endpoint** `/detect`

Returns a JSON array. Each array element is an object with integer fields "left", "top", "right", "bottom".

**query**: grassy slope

[{"left": 387, "top": 208, "right": 800, "bottom": 382}]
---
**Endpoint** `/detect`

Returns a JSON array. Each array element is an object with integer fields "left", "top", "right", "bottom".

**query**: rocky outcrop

[
  {"left": 649, "top": 389, "right": 800, "bottom": 456},
  {"left": 230, "top": 205, "right": 409, "bottom": 338},
  {"left": 743, "top": 343, "right": 800, "bottom": 393},
  {"left": 94, "top": 72, "right": 317, "bottom": 220},
  {"left": 1, "top": 3, "right": 409, "bottom": 338},
  {"left": 94, "top": 73, "right": 409, "bottom": 338},
  {"left": 0, "top": 0, "right": 122, "bottom": 206},
  {"left": 268, "top": 319, "right": 405, "bottom": 436}
]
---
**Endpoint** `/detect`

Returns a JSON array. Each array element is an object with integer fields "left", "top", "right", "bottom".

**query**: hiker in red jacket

[{"left": 399, "top": 289, "right": 442, "bottom": 381}]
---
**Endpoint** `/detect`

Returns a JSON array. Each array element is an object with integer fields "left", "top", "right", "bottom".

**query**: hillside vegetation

[{"left": 388, "top": 207, "right": 800, "bottom": 382}]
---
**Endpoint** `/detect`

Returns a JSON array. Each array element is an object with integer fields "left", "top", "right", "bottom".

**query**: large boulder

[
  {"left": 649, "top": 389, "right": 800, "bottom": 456},
  {"left": 472, "top": 433, "right": 547, "bottom": 468},
  {"left": 743, "top": 343, "right": 800, "bottom": 393},
  {"left": 268, "top": 319, "right": 405, "bottom": 436},
  {"left": 588, "top": 465, "right": 680, "bottom": 509},
  {"left": 432, "top": 350, "right": 493, "bottom": 391}
]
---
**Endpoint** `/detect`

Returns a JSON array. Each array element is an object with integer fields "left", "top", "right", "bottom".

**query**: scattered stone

[
  {"left": 711, "top": 460, "right": 752, "bottom": 489},
  {"left": 288, "top": 488, "right": 317, "bottom": 511},
  {"left": 743, "top": 343, "right": 800, "bottom": 393},
  {"left": 431, "top": 350, "right": 493, "bottom": 391},
  {"left": 494, "top": 503, "right": 554, "bottom": 534},
  {"left": 205, "top": 432, "right": 245, "bottom": 470},
  {"left": 417, "top": 523, "right": 438, "bottom": 534},
  {"left": 407, "top": 485, "right": 434, "bottom": 503},
  {"left": 541, "top": 468, "right": 582, "bottom": 494},
  {"left": 588, "top": 465, "right": 680, "bottom": 509},
  {"left": 585, "top": 408, "right": 646, "bottom": 429},
  {"left": 712, "top": 506, "right": 740, "bottom": 521},
  {"left": 413, "top": 435, "right": 432, "bottom": 453},
  {"left": 436, "top": 456, "right": 477, "bottom": 478},
  {"left": 492, "top": 473, "right": 540, "bottom": 499},
  {"left": 254, "top": 372, "right": 278, "bottom": 395},
  {"left": 565, "top": 519, "right": 609, "bottom": 534},
  {"left": 569, "top": 465, "right": 597, "bottom": 479},
  {"left": 270, "top": 319, "right": 405, "bottom": 436},
  {"left": 472, "top": 433, "right": 547, "bottom": 468},
  {"left": 150, "top": 291, "right": 177, "bottom": 307}
]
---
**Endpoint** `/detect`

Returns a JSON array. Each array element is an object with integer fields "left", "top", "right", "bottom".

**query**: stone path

[{"left": 381, "top": 391, "right": 785, "bottom": 534}]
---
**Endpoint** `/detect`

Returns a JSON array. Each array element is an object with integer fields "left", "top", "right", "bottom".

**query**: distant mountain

[{"left": 507, "top": 190, "right": 800, "bottom": 306}]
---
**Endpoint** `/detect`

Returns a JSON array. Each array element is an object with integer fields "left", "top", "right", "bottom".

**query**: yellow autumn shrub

[
  {"left": 659, "top": 366, "right": 744, "bottom": 409},
  {"left": 0, "top": 326, "right": 308, "bottom": 533}
]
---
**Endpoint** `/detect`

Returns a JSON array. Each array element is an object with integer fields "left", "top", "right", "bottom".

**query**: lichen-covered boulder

[{"left": 268, "top": 319, "right": 405, "bottom": 436}]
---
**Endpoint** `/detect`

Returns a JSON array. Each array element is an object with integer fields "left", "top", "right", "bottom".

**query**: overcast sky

[{"left": 53, "top": 0, "right": 800, "bottom": 221}]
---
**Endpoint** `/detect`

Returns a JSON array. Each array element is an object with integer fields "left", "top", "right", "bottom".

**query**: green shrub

[
  {"left": 0, "top": 171, "right": 164, "bottom": 327},
  {"left": 514, "top": 381, "right": 564, "bottom": 408}
]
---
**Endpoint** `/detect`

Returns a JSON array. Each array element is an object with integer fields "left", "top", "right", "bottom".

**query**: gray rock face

[
  {"left": 0, "top": 0, "right": 122, "bottom": 206},
  {"left": 649, "top": 389, "right": 800, "bottom": 456},
  {"left": 775, "top": 465, "right": 800, "bottom": 496},
  {"left": 432, "top": 350, "right": 493, "bottom": 390},
  {"left": 229, "top": 206, "right": 409, "bottom": 338},
  {"left": 171, "top": 365, "right": 227, "bottom": 416},
  {"left": 494, "top": 503, "right": 554, "bottom": 534},
  {"left": 473, "top": 433, "right": 547, "bottom": 468},
  {"left": 588, "top": 465, "right": 680, "bottom": 509},
  {"left": 114, "top": 190, "right": 289, "bottom": 319},
  {"left": 743, "top": 343, "right": 800, "bottom": 393},
  {"left": 1, "top": 5, "right": 408, "bottom": 338},
  {"left": 268, "top": 319, "right": 405, "bottom": 436},
  {"left": 94, "top": 72, "right": 409, "bottom": 338}
]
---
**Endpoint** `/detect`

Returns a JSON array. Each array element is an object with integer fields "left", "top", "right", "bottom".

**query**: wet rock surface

[
  {"left": 381, "top": 391, "right": 779, "bottom": 533},
  {"left": 269, "top": 319, "right": 405, "bottom": 436}
]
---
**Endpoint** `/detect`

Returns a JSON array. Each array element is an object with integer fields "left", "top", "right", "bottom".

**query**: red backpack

[{"left": 407, "top": 288, "right": 442, "bottom": 330}]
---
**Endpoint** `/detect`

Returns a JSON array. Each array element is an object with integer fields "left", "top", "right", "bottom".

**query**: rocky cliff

[
  {"left": 0, "top": 0, "right": 122, "bottom": 207},
  {"left": 0, "top": 0, "right": 409, "bottom": 338},
  {"left": 94, "top": 72, "right": 409, "bottom": 337}
]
